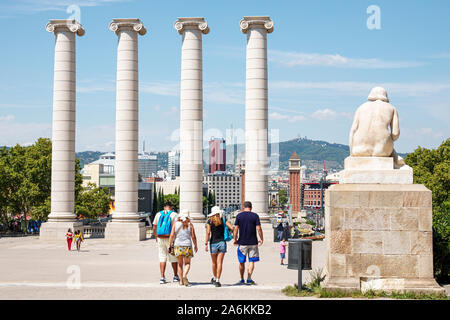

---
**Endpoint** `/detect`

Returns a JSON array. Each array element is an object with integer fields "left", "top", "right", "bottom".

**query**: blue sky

[{"left": 0, "top": 0, "right": 449, "bottom": 153}]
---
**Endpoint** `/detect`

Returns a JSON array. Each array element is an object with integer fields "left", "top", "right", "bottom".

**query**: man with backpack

[{"left": 152, "top": 201, "right": 179, "bottom": 284}]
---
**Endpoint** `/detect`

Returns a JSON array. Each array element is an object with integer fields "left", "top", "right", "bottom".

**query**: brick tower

[{"left": 289, "top": 151, "right": 301, "bottom": 213}]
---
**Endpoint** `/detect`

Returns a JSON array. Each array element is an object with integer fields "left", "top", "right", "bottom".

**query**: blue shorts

[
  {"left": 280, "top": 253, "right": 286, "bottom": 259},
  {"left": 237, "top": 245, "right": 260, "bottom": 263},
  {"left": 210, "top": 241, "right": 227, "bottom": 254}
]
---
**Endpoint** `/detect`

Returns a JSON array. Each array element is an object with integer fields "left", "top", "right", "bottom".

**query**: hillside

[{"left": 75, "top": 151, "right": 103, "bottom": 168}]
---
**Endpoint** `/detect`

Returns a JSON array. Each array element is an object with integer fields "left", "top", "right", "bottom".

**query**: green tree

[
  {"left": 152, "top": 184, "right": 158, "bottom": 215},
  {"left": 203, "top": 195, "right": 208, "bottom": 216},
  {"left": 164, "top": 194, "right": 179, "bottom": 212},
  {"left": 0, "top": 147, "right": 13, "bottom": 226},
  {"left": 157, "top": 187, "right": 165, "bottom": 211},
  {"left": 5, "top": 139, "right": 52, "bottom": 224},
  {"left": 405, "top": 138, "right": 450, "bottom": 282},
  {"left": 75, "top": 183, "right": 111, "bottom": 219},
  {"left": 279, "top": 189, "right": 288, "bottom": 207}
]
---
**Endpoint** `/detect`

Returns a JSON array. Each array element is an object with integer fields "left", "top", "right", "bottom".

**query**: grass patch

[
  {"left": 282, "top": 285, "right": 449, "bottom": 300},
  {"left": 282, "top": 268, "right": 448, "bottom": 300}
]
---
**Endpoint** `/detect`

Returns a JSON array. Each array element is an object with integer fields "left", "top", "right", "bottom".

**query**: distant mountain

[
  {"left": 278, "top": 137, "right": 349, "bottom": 164},
  {"left": 75, "top": 137, "right": 407, "bottom": 173},
  {"left": 75, "top": 151, "right": 103, "bottom": 168}
]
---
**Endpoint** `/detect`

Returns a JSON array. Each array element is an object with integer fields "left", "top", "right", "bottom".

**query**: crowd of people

[
  {"left": 153, "top": 200, "right": 265, "bottom": 287},
  {"left": 61, "top": 199, "right": 285, "bottom": 287}
]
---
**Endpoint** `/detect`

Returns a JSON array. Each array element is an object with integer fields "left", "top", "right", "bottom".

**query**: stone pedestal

[
  {"left": 104, "top": 221, "right": 146, "bottom": 242},
  {"left": 323, "top": 183, "right": 444, "bottom": 294},
  {"left": 40, "top": 221, "right": 83, "bottom": 241},
  {"left": 340, "top": 156, "right": 413, "bottom": 184}
]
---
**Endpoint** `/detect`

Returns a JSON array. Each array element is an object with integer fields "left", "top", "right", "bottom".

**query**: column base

[
  {"left": 39, "top": 220, "right": 83, "bottom": 241},
  {"left": 323, "top": 277, "right": 445, "bottom": 295},
  {"left": 189, "top": 213, "right": 206, "bottom": 223},
  {"left": 104, "top": 221, "right": 146, "bottom": 241},
  {"left": 258, "top": 213, "right": 272, "bottom": 224}
]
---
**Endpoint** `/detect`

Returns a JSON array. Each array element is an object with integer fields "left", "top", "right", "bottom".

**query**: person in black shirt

[
  {"left": 205, "top": 206, "right": 234, "bottom": 287},
  {"left": 233, "top": 201, "right": 264, "bottom": 285}
]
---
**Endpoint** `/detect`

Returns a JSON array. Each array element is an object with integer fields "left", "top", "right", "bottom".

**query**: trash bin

[
  {"left": 287, "top": 239, "right": 312, "bottom": 291},
  {"left": 287, "top": 239, "right": 312, "bottom": 270}
]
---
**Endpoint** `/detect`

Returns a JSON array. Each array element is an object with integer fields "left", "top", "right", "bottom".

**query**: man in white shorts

[{"left": 153, "top": 201, "right": 179, "bottom": 284}]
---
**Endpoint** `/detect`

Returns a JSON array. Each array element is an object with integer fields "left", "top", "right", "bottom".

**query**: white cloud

[
  {"left": 270, "top": 81, "right": 450, "bottom": 97},
  {"left": 0, "top": 119, "right": 51, "bottom": 147},
  {"left": 269, "top": 50, "right": 424, "bottom": 69},
  {"left": 269, "top": 112, "right": 307, "bottom": 122},
  {"left": 141, "top": 81, "right": 179, "bottom": 97},
  {"left": 0, "top": 0, "right": 131, "bottom": 15},
  {"left": 429, "top": 53, "right": 450, "bottom": 59},
  {"left": 418, "top": 127, "right": 445, "bottom": 139},
  {"left": 0, "top": 114, "right": 15, "bottom": 121},
  {"left": 311, "top": 109, "right": 353, "bottom": 120}
]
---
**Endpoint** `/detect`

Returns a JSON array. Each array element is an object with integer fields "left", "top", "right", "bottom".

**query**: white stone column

[
  {"left": 240, "top": 16, "right": 274, "bottom": 222},
  {"left": 174, "top": 18, "right": 209, "bottom": 222},
  {"left": 40, "top": 20, "right": 84, "bottom": 240},
  {"left": 105, "top": 19, "right": 147, "bottom": 241}
]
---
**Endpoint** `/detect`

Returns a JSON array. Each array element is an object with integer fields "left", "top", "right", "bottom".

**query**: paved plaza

[{"left": 0, "top": 225, "right": 325, "bottom": 300}]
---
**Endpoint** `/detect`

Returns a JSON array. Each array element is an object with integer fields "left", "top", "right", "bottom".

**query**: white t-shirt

[{"left": 153, "top": 210, "right": 178, "bottom": 231}]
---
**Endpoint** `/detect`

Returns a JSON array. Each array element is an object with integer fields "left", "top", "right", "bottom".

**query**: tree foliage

[
  {"left": 75, "top": 183, "right": 111, "bottom": 219},
  {"left": 405, "top": 138, "right": 450, "bottom": 282},
  {"left": 279, "top": 189, "right": 288, "bottom": 207},
  {"left": 0, "top": 139, "right": 111, "bottom": 227},
  {"left": 164, "top": 193, "right": 179, "bottom": 212}
]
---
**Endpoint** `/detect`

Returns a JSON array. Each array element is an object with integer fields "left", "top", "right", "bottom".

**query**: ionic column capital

[
  {"left": 46, "top": 19, "right": 85, "bottom": 36},
  {"left": 240, "top": 16, "right": 274, "bottom": 34},
  {"left": 174, "top": 17, "right": 209, "bottom": 35},
  {"left": 109, "top": 18, "right": 147, "bottom": 36}
]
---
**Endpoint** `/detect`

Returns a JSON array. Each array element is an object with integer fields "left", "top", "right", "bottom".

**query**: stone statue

[{"left": 349, "top": 87, "right": 404, "bottom": 167}]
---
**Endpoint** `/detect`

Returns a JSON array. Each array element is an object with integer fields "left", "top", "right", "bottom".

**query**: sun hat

[
  {"left": 178, "top": 209, "right": 190, "bottom": 222},
  {"left": 208, "top": 206, "right": 222, "bottom": 218}
]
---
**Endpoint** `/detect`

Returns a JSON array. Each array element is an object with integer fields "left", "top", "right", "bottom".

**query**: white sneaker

[{"left": 160, "top": 278, "right": 167, "bottom": 284}]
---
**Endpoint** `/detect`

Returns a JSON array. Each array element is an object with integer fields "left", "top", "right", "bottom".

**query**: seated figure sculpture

[{"left": 349, "top": 86, "right": 404, "bottom": 168}]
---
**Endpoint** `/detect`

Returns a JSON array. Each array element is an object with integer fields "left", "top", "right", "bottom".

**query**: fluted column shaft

[
  {"left": 110, "top": 19, "right": 146, "bottom": 222},
  {"left": 47, "top": 20, "right": 84, "bottom": 222},
  {"left": 175, "top": 18, "right": 209, "bottom": 221},
  {"left": 240, "top": 17, "right": 273, "bottom": 220}
]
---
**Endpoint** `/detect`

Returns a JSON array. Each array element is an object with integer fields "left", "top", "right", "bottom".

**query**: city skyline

[{"left": 0, "top": 0, "right": 449, "bottom": 154}]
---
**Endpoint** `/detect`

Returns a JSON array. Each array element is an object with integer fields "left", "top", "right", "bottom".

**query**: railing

[{"left": 82, "top": 225, "right": 105, "bottom": 238}]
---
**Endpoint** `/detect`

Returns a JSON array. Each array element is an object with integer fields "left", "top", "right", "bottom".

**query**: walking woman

[
  {"left": 169, "top": 209, "right": 198, "bottom": 287},
  {"left": 205, "top": 206, "right": 234, "bottom": 287},
  {"left": 66, "top": 228, "right": 73, "bottom": 251},
  {"left": 74, "top": 230, "right": 84, "bottom": 252}
]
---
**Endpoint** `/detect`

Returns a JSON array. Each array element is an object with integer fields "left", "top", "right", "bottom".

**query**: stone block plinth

[
  {"left": 104, "top": 221, "right": 146, "bottom": 242},
  {"left": 39, "top": 221, "right": 83, "bottom": 242},
  {"left": 323, "top": 183, "right": 444, "bottom": 294}
]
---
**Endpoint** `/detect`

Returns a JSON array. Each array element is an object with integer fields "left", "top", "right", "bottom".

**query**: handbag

[
  {"left": 223, "top": 217, "right": 233, "bottom": 242},
  {"left": 168, "top": 221, "right": 181, "bottom": 255}
]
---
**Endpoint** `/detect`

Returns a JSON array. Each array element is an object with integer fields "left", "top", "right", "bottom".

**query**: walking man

[
  {"left": 153, "top": 201, "right": 179, "bottom": 284},
  {"left": 233, "top": 201, "right": 264, "bottom": 285}
]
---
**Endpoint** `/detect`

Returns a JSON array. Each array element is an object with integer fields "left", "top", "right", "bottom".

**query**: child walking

[
  {"left": 74, "top": 230, "right": 84, "bottom": 252},
  {"left": 280, "top": 238, "right": 288, "bottom": 265},
  {"left": 66, "top": 228, "right": 73, "bottom": 251}
]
